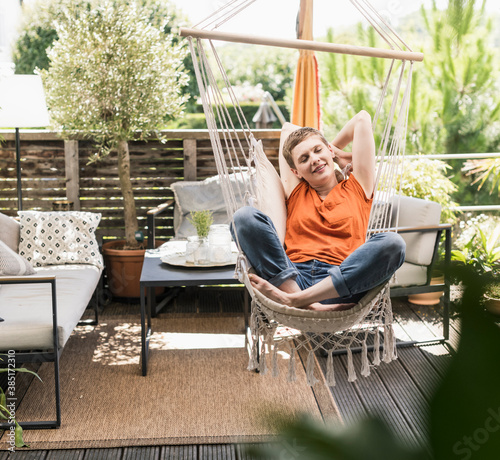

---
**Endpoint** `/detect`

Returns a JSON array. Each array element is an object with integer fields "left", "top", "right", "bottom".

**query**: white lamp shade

[{"left": 0, "top": 75, "right": 50, "bottom": 128}]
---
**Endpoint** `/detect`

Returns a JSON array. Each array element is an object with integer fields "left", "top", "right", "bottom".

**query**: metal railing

[{"left": 406, "top": 152, "right": 500, "bottom": 214}]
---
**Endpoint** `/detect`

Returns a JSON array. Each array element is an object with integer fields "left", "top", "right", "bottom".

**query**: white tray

[{"left": 161, "top": 252, "right": 238, "bottom": 268}]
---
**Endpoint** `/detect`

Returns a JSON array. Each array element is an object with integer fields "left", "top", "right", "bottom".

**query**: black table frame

[{"left": 139, "top": 255, "right": 246, "bottom": 376}]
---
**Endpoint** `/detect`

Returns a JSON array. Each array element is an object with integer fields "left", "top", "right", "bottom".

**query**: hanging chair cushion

[{"left": 252, "top": 137, "right": 287, "bottom": 243}]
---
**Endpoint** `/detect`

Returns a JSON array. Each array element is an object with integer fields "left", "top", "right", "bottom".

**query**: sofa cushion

[
  {"left": 0, "top": 211, "right": 20, "bottom": 252},
  {"left": 0, "top": 264, "right": 102, "bottom": 350},
  {"left": 390, "top": 261, "right": 428, "bottom": 288},
  {"left": 171, "top": 171, "right": 252, "bottom": 238},
  {"left": 0, "top": 240, "right": 35, "bottom": 276},
  {"left": 18, "top": 211, "right": 103, "bottom": 269},
  {"left": 391, "top": 196, "right": 441, "bottom": 266}
]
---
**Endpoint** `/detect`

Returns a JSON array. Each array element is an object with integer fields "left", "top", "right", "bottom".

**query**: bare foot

[
  {"left": 249, "top": 274, "right": 356, "bottom": 311},
  {"left": 305, "top": 302, "right": 356, "bottom": 312},
  {"left": 249, "top": 273, "right": 293, "bottom": 306}
]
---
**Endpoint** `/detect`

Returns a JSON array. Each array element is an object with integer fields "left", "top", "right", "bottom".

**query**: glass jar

[
  {"left": 208, "top": 224, "right": 232, "bottom": 264},
  {"left": 185, "top": 236, "right": 199, "bottom": 264}
]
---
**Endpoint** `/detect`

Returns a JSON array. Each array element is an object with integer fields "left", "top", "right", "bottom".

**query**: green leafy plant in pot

[
  {"left": 40, "top": 0, "right": 188, "bottom": 297},
  {"left": 452, "top": 215, "right": 500, "bottom": 315}
]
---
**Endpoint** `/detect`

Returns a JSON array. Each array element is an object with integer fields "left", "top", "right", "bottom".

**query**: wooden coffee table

[{"left": 139, "top": 253, "right": 246, "bottom": 376}]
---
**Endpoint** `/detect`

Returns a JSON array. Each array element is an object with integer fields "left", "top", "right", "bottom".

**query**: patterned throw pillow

[
  {"left": 18, "top": 211, "right": 103, "bottom": 269},
  {"left": 0, "top": 240, "right": 36, "bottom": 276}
]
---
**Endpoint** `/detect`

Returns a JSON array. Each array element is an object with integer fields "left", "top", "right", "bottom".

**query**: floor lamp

[{"left": 0, "top": 75, "right": 50, "bottom": 211}]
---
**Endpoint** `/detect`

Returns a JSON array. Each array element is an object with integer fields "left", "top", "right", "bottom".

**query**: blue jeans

[{"left": 231, "top": 206, "right": 406, "bottom": 304}]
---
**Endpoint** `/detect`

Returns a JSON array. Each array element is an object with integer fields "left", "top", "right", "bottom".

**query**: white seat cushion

[
  {"left": 0, "top": 265, "right": 102, "bottom": 350},
  {"left": 391, "top": 196, "right": 441, "bottom": 266},
  {"left": 390, "top": 262, "right": 428, "bottom": 288},
  {"left": 171, "top": 171, "right": 252, "bottom": 238}
]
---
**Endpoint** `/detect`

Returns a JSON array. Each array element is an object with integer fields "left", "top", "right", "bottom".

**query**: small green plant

[
  {"left": 0, "top": 358, "right": 42, "bottom": 449},
  {"left": 187, "top": 210, "right": 213, "bottom": 239}
]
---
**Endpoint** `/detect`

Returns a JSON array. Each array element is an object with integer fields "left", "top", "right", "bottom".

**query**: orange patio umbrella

[{"left": 291, "top": 0, "right": 321, "bottom": 129}]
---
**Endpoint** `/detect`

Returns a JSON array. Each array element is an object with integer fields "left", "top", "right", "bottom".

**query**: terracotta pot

[
  {"left": 408, "top": 275, "right": 445, "bottom": 306},
  {"left": 102, "top": 240, "right": 164, "bottom": 299},
  {"left": 484, "top": 295, "right": 500, "bottom": 316}
]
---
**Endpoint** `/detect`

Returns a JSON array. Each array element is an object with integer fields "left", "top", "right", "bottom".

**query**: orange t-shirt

[{"left": 285, "top": 174, "right": 373, "bottom": 266}]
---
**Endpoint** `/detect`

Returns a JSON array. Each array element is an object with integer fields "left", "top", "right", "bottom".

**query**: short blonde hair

[{"left": 282, "top": 127, "right": 330, "bottom": 169}]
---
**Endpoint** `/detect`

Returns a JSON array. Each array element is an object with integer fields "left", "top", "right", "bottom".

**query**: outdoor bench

[{"left": 0, "top": 210, "right": 103, "bottom": 428}]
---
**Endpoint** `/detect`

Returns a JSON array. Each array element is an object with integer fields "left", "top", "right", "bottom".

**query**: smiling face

[{"left": 290, "top": 134, "right": 337, "bottom": 189}]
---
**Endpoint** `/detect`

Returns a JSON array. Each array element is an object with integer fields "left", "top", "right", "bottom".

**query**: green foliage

[
  {"left": 167, "top": 102, "right": 290, "bottom": 130},
  {"left": 13, "top": 0, "right": 196, "bottom": 110},
  {"left": 452, "top": 215, "right": 500, "bottom": 274},
  {"left": 187, "top": 210, "right": 213, "bottom": 238},
  {"left": 40, "top": 1, "right": 188, "bottom": 156},
  {"left": 463, "top": 156, "right": 500, "bottom": 196},
  {"left": 216, "top": 44, "right": 296, "bottom": 102},
  {"left": 397, "top": 157, "right": 458, "bottom": 223}
]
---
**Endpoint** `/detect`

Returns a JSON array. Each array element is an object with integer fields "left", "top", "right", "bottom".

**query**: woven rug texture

[{"left": 1, "top": 315, "right": 338, "bottom": 449}]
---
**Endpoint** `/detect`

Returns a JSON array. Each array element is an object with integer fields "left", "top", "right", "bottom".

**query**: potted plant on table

[
  {"left": 40, "top": 1, "right": 188, "bottom": 297},
  {"left": 186, "top": 210, "right": 213, "bottom": 265}
]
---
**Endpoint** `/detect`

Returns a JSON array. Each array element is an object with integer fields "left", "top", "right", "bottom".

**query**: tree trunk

[{"left": 117, "top": 140, "right": 140, "bottom": 248}]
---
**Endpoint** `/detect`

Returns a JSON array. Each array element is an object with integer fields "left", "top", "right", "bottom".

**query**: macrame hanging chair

[{"left": 179, "top": 0, "right": 422, "bottom": 386}]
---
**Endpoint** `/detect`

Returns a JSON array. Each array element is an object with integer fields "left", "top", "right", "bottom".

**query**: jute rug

[{"left": 2, "top": 315, "right": 339, "bottom": 449}]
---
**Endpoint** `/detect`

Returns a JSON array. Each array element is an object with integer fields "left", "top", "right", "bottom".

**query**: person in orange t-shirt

[{"left": 231, "top": 111, "right": 405, "bottom": 311}]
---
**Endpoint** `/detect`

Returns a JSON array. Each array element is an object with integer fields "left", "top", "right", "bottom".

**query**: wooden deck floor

[{"left": 1, "top": 287, "right": 458, "bottom": 459}]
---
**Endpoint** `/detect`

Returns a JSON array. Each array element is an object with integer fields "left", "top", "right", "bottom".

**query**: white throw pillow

[
  {"left": 252, "top": 136, "right": 287, "bottom": 244},
  {"left": 18, "top": 211, "right": 104, "bottom": 269},
  {"left": 0, "top": 240, "right": 35, "bottom": 276},
  {"left": 0, "top": 211, "right": 20, "bottom": 253}
]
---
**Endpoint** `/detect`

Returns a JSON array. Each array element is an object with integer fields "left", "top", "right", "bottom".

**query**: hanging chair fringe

[
  {"left": 373, "top": 328, "right": 381, "bottom": 365},
  {"left": 272, "top": 341, "right": 279, "bottom": 377},
  {"left": 326, "top": 350, "right": 336, "bottom": 387},
  {"left": 288, "top": 347, "right": 297, "bottom": 382},
  {"left": 259, "top": 332, "right": 268, "bottom": 374},
  {"left": 361, "top": 338, "right": 371, "bottom": 377},
  {"left": 306, "top": 350, "right": 318, "bottom": 386},
  {"left": 247, "top": 303, "right": 258, "bottom": 371},
  {"left": 347, "top": 347, "right": 357, "bottom": 382}
]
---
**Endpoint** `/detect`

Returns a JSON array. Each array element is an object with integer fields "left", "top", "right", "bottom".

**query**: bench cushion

[
  {"left": 392, "top": 196, "right": 441, "bottom": 266},
  {"left": 390, "top": 261, "right": 428, "bottom": 288},
  {"left": 0, "top": 264, "right": 101, "bottom": 350},
  {"left": 171, "top": 172, "right": 251, "bottom": 238}
]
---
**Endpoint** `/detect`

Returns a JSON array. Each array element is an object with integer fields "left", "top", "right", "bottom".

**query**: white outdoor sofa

[{"left": 0, "top": 210, "right": 103, "bottom": 428}]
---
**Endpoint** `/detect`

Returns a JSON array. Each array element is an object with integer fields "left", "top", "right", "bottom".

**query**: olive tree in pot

[{"left": 41, "top": 1, "right": 188, "bottom": 297}]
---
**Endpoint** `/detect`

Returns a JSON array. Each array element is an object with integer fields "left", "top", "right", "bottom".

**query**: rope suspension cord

[{"left": 182, "top": 0, "right": 419, "bottom": 385}]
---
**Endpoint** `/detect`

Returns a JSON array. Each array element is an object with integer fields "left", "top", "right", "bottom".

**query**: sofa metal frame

[{"left": 0, "top": 275, "right": 101, "bottom": 430}]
